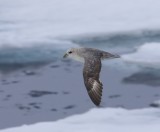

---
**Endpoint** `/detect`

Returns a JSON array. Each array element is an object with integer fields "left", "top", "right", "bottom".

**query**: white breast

[{"left": 70, "top": 54, "right": 85, "bottom": 63}]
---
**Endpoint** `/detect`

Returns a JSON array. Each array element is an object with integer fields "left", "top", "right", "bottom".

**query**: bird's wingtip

[
  {"left": 114, "top": 54, "right": 121, "bottom": 58},
  {"left": 102, "top": 52, "right": 120, "bottom": 59}
]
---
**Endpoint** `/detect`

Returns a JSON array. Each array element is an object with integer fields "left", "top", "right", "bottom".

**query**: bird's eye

[{"left": 68, "top": 51, "right": 72, "bottom": 54}]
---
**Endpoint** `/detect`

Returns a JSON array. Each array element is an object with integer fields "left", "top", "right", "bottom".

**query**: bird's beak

[{"left": 63, "top": 53, "right": 68, "bottom": 58}]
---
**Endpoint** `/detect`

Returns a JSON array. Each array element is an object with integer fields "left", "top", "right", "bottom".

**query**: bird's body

[{"left": 63, "top": 47, "right": 120, "bottom": 106}]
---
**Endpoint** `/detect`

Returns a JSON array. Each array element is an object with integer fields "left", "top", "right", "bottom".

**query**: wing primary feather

[{"left": 83, "top": 57, "right": 103, "bottom": 106}]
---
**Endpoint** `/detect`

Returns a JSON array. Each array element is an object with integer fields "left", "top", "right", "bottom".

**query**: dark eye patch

[{"left": 68, "top": 51, "right": 72, "bottom": 54}]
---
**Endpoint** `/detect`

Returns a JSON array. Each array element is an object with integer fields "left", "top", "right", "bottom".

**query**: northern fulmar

[{"left": 63, "top": 47, "right": 120, "bottom": 106}]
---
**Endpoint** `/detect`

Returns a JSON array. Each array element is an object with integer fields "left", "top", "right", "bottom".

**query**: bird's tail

[{"left": 101, "top": 51, "right": 120, "bottom": 60}]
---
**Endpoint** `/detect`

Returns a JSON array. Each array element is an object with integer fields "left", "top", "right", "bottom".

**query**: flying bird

[{"left": 63, "top": 47, "right": 120, "bottom": 106}]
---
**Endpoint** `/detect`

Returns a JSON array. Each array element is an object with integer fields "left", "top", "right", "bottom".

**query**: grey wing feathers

[
  {"left": 83, "top": 48, "right": 120, "bottom": 59},
  {"left": 87, "top": 78, "right": 103, "bottom": 106},
  {"left": 101, "top": 51, "right": 120, "bottom": 59},
  {"left": 83, "top": 58, "right": 103, "bottom": 106}
]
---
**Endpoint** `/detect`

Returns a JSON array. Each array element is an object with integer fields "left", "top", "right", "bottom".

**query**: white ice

[
  {"left": 122, "top": 43, "right": 160, "bottom": 67},
  {"left": 0, "top": 107, "right": 160, "bottom": 132},
  {"left": 1, "top": 0, "right": 160, "bottom": 47}
]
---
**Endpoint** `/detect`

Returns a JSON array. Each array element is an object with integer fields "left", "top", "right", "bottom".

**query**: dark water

[{"left": 0, "top": 31, "right": 160, "bottom": 129}]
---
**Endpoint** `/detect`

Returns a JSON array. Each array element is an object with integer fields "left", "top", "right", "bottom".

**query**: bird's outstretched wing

[{"left": 83, "top": 58, "right": 103, "bottom": 106}]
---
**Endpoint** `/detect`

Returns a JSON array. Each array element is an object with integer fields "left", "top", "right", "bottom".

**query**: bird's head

[
  {"left": 63, "top": 48, "right": 84, "bottom": 62},
  {"left": 63, "top": 48, "right": 76, "bottom": 58}
]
